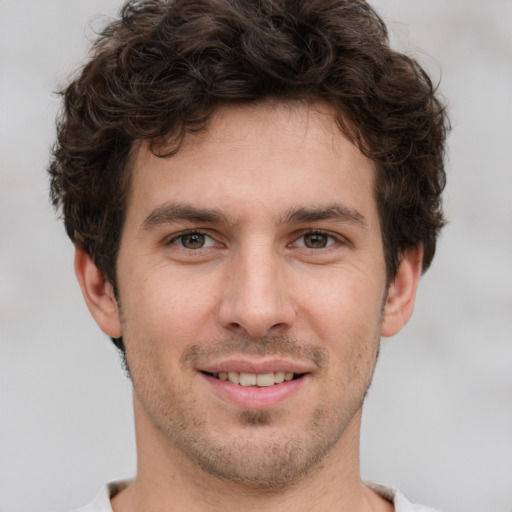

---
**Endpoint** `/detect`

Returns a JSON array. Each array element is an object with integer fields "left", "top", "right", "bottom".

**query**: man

[{"left": 48, "top": 0, "right": 448, "bottom": 510}]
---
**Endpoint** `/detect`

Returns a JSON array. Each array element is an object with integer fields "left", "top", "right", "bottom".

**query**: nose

[{"left": 216, "top": 244, "right": 296, "bottom": 338}]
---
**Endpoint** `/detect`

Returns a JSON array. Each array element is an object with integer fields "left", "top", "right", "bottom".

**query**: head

[
  {"left": 49, "top": 0, "right": 447, "bottom": 294},
  {"left": 48, "top": 0, "right": 448, "bottom": 489}
]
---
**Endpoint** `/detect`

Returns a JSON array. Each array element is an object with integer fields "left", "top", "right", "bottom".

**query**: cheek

[
  {"left": 299, "top": 270, "right": 385, "bottom": 340},
  {"left": 308, "top": 281, "right": 383, "bottom": 393},
  {"left": 297, "top": 273, "right": 385, "bottom": 389},
  {"left": 119, "top": 268, "right": 224, "bottom": 367}
]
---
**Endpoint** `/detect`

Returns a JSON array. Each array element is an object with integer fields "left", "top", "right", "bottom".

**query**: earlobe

[
  {"left": 381, "top": 246, "right": 423, "bottom": 338},
  {"left": 74, "top": 248, "right": 122, "bottom": 338}
]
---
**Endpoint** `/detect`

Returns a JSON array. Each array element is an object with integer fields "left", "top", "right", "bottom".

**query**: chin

[{"left": 161, "top": 404, "right": 351, "bottom": 489}]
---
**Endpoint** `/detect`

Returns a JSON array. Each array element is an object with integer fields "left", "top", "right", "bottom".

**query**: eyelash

[
  {"left": 168, "top": 229, "right": 215, "bottom": 249},
  {"left": 291, "top": 229, "right": 342, "bottom": 250},
  {"left": 167, "top": 229, "right": 343, "bottom": 251}
]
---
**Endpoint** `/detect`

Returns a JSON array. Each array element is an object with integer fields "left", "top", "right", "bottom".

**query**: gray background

[{"left": 1, "top": 1, "right": 511, "bottom": 511}]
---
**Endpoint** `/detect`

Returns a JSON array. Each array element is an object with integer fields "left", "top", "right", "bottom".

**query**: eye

[
  {"left": 293, "top": 231, "right": 338, "bottom": 249},
  {"left": 170, "top": 231, "right": 216, "bottom": 250}
]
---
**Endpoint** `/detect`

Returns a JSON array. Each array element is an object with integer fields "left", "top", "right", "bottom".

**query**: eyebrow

[
  {"left": 141, "top": 201, "right": 367, "bottom": 231},
  {"left": 141, "top": 203, "right": 230, "bottom": 231},
  {"left": 281, "top": 204, "right": 367, "bottom": 228}
]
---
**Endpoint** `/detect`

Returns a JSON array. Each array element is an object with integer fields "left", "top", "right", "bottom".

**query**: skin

[{"left": 76, "top": 101, "right": 422, "bottom": 512}]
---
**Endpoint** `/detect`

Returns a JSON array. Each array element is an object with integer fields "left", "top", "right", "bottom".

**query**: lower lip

[{"left": 201, "top": 373, "right": 308, "bottom": 410}]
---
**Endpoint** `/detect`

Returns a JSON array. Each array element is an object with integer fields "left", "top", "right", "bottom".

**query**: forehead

[{"left": 126, "top": 101, "right": 377, "bottom": 228}]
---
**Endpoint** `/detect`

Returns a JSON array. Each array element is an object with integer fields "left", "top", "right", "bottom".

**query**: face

[{"left": 92, "top": 102, "right": 407, "bottom": 486}]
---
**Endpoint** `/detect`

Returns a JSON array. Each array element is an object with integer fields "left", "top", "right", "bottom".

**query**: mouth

[
  {"left": 199, "top": 366, "right": 310, "bottom": 409},
  {"left": 202, "top": 371, "right": 306, "bottom": 387}
]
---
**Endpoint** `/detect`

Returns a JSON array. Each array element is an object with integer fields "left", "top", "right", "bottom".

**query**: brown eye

[
  {"left": 303, "top": 233, "right": 329, "bottom": 248},
  {"left": 179, "top": 233, "right": 206, "bottom": 249}
]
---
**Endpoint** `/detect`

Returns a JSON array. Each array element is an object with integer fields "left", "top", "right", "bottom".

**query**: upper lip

[{"left": 198, "top": 358, "right": 315, "bottom": 375}]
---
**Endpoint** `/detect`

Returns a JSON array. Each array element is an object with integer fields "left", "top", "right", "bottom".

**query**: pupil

[
  {"left": 304, "top": 233, "right": 327, "bottom": 248},
  {"left": 183, "top": 233, "right": 205, "bottom": 249}
]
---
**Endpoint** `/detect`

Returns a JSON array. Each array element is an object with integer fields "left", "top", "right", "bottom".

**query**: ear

[
  {"left": 381, "top": 245, "right": 423, "bottom": 338},
  {"left": 74, "top": 248, "right": 122, "bottom": 338}
]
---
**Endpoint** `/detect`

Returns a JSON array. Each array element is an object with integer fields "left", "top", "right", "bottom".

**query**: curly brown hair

[{"left": 49, "top": 0, "right": 448, "bottom": 291}]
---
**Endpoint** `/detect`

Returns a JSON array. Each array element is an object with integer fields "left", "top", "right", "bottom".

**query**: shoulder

[
  {"left": 70, "top": 480, "right": 131, "bottom": 512},
  {"left": 365, "top": 481, "right": 443, "bottom": 512},
  {"left": 74, "top": 479, "right": 441, "bottom": 512}
]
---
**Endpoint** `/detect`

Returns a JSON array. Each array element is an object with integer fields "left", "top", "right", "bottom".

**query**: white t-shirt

[{"left": 73, "top": 480, "right": 441, "bottom": 512}]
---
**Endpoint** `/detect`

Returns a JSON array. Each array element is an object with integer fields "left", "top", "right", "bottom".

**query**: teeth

[
  {"left": 228, "top": 371, "right": 240, "bottom": 384},
  {"left": 239, "top": 372, "right": 257, "bottom": 386},
  {"left": 256, "top": 373, "right": 275, "bottom": 387},
  {"left": 213, "top": 371, "right": 299, "bottom": 386},
  {"left": 274, "top": 371, "right": 285, "bottom": 383}
]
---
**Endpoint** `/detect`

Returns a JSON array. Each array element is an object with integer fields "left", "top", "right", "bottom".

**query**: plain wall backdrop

[{"left": 1, "top": 1, "right": 511, "bottom": 511}]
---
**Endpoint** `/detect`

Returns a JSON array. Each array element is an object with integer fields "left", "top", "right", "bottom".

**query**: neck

[{"left": 111, "top": 398, "right": 392, "bottom": 512}]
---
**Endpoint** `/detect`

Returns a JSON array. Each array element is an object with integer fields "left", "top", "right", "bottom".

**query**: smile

[
  {"left": 206, "top": 371, "right": 302, "bottom": 387},
  {"left": 201, "top": 370, "right": 308, "bottom": 409}
]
